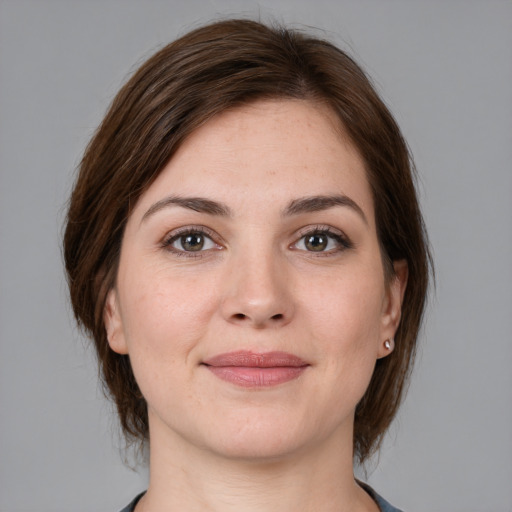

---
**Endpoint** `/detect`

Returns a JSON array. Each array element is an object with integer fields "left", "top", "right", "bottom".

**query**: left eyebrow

[{"left": 283, "top": 195, "right": 368, "bottom": 225}]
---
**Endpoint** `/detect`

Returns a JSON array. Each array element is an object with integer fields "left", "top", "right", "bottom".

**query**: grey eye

[
  {"left": 295, "top": 232, "right": 340, "bottom": 252},
  {"left": 180, "top": 233, "right": 205, "bottom": 251},
  {"left": 304, "top": 233, "right": 328, "bottom": 251},
  {"left": 171, "top": 232, "right": 217, "bottom": 252}
]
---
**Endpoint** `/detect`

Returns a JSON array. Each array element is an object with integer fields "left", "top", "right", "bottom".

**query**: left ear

[{"left": 378, "top": 259, "right": 408, "bottom": 359}]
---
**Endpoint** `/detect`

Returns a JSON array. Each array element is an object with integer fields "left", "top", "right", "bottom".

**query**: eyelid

[
  {"left": 161, "top": 225, "right": 224, "bottom": 255},
  {"left": 291, "top": 224, "right": 353, "bottom": 252},
  {"left": 294, "top": 224, "right": 345, "bottom": 238},
  {"left": 162, "top": 225, "right": 219, "bottom": 242}
]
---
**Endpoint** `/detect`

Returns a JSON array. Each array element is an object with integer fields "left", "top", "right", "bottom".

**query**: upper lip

[{"left": 203, "top": 351, "right": 308, "bottom": 368}]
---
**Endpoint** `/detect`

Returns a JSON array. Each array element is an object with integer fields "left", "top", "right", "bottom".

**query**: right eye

[{"left": 163, "top": 228, "right": 221, "bottom": 256}]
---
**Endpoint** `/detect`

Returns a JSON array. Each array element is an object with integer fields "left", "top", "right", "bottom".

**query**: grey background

[{"left": 1, "top": 1, "right": 511, "bottom": 511}]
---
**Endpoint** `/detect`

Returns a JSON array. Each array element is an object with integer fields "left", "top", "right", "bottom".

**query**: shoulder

[
  {"left": 358, "top": 481, "right": 405, "bottom": 512},
  {"left": 119, "top": 492, "right": 145, "bottom": 512}
]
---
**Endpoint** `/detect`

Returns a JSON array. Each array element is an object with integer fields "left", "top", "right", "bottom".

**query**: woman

[{"left": 64, "top": 19, "right": 431, "bottom": 512}]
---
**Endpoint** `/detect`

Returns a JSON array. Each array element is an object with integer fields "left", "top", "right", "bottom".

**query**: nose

[{"left": 220, "top": 249, "right": 294, "bottom": 329}]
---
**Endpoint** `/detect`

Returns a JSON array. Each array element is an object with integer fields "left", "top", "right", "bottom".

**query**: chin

[
  {"left": 196, "top": 411, "right": 334, "bottom": 463},
  {"left": 210, "top": 431, "right": 306, "bottom": 462}
]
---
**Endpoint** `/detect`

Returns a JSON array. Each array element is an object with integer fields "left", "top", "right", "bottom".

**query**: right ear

[{"left": 104, "top": 289, "right": 129, "bottom": 355}]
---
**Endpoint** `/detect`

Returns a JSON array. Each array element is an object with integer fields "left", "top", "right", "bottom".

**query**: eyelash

[
  {"left": 161, "top": 225, "right": 353, "bottom": 258},
  {"left": 161, "top": 226, "right": 222, "bottom": 258},
  {"left": 292, "top": 225, "right": 353, "bottom": 255}
]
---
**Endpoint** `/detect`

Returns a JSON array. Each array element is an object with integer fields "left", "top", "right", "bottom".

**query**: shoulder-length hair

[{"left": 64, "top": 18, "right": 432, "bottom": 463}]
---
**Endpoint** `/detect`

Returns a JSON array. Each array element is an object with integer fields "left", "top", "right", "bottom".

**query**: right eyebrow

[{"left": 141, "top": 195, "right": 232, "bottom": 224}]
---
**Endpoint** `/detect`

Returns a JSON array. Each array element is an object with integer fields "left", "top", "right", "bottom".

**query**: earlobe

[
  {"left": 378, "top": 259, "right": 408, "bottom": 359},
  {"left": 104, "top": 289, "right": 128, "bottom": 355},
  {"left": 378, "top": 338, "right": 395, "bottom": 359}
]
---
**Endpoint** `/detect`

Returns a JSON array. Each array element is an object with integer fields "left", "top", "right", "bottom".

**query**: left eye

[
  {"left": 294, "top": 231, "right": 347, "bottom": 252},
  {"left": 168, "top": 231, "right": 218, "bottom": 252}
]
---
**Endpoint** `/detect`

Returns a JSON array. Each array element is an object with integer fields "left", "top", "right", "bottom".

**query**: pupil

[
  {"left": 182, "top": 234, "right": 204, "bottom": 251},
  {"left": 306, "top": 234, "right": 327, "bottom": 251}
]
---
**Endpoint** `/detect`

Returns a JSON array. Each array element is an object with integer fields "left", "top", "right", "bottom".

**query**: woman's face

[{"left": 105, "top": 100, "right": 406, "bottom": 461}]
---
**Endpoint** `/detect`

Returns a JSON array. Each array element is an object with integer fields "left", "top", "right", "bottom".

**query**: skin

[{"left": 105, "top": 100, "right": 407, "bottom": 512}]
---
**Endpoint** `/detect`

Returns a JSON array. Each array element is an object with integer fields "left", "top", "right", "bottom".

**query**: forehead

[{"left": 131, "top": 99, "right": 374, "bottom": 222}]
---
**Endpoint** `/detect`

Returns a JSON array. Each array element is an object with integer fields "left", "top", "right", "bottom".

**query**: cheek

[
  {"left": 303, "top": 270, "right": 385, "bottom": 386},
  {"left": 305, "top": 269, "right": 385, "bottom": 343},
  {"left": 117, "top": 262, "right": 218, "bottom": 369},
  {"left": 115, "top": 271, "right": 215, "bottom": 411}
]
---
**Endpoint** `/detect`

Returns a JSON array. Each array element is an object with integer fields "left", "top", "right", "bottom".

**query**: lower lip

[{"left": 205, "top": 366, "right": 307, "bottom": 387}]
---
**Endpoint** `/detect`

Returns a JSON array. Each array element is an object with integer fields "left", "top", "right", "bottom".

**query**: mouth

[{"left": 202, "top": 351, "right": 309, "bottom": 388}]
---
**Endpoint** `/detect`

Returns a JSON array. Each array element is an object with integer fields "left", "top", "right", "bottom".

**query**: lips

[{"left": 202, "top": 351, "right": 309, "bottom": 387}]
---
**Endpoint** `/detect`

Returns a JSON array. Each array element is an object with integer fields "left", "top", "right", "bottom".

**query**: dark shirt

[
  {"left": 119, "top": 484, "right": 404, "bottom": 512},
  {"left": 119, "top": 492, "right": 144, "bottom": 512},
  {"left": 359, "top": 481, "right": 405, "bottom": 512}
]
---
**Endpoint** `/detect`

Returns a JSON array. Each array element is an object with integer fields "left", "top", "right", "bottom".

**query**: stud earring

[{"left": 384, "top": 339, "right": 394, "bottom": 350}]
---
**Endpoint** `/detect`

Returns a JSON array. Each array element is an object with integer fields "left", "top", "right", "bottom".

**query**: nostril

[
  {"left": 271, "top": 313, "right": 284, "bottom": 321},
  {"left": 233, "top": 313, "right": 246, "bottom": 320}
]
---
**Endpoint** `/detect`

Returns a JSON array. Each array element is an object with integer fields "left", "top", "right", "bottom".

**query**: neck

[{"left": 137, "top": 415, "right": 377, "bottom": 512}]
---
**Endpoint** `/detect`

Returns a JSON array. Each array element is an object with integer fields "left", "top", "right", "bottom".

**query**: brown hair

[{"left": 64, "top": 18, "right": 431, "bottom": 463}]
